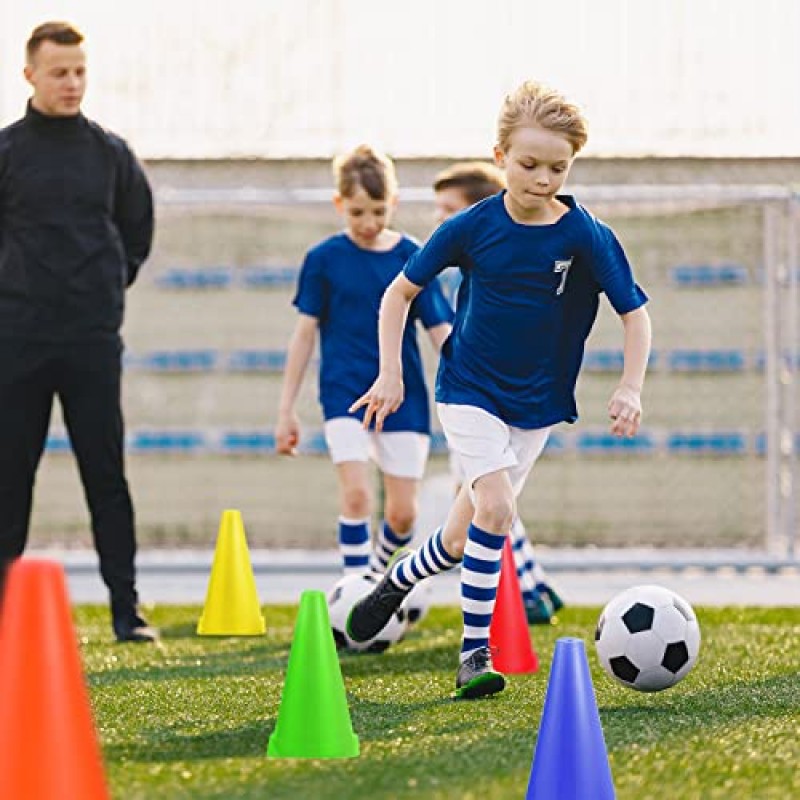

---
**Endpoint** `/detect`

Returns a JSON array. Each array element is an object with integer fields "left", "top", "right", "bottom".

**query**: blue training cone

[{"left": 526, "top": 637, "right": 615, "bottom": 800}]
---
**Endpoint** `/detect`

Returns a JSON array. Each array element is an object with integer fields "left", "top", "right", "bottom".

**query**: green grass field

[{"left": 81, "top": 605, "right": 799, "bottom": 799}]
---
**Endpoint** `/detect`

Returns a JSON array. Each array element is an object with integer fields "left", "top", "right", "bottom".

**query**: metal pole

[
  {"left": 763, "top": 204, "right": 781, "bottom": 555},
  {"left": 786, "top": 195, "right": 799, "bottom": 559}
]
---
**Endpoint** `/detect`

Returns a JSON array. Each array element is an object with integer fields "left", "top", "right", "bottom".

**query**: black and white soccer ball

[
  {"left": 327, "top": 573, "right": 408, "bottom": 653},
  {"left": 398, "top": 582, "right": 433, "bottom": 627},
  {"left": 595, "top": 584, "right": 701, "bottom": 692}
]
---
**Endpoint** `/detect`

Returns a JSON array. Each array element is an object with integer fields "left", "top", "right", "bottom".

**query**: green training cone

[{"left": 267, "top": 590, "right": 359, "bottom": 759}]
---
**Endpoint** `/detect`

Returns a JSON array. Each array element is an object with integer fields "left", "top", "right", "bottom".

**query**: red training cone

[
  {"left": 489, "top": 538, "right": 539, "bottom": 673},
  {"left": 0, "top": 558, "right": 110, "bottom": 800}
]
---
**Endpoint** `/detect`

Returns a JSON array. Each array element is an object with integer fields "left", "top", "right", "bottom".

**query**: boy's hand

[
  {"left": 608, "top": 384, "right": 642, "bottom": 438},
  {"left": 275, "top": 412, "right": 301, "bottom": 455},
  {"left": 349, "top": 372, "right": 404, "bottom": 431}
]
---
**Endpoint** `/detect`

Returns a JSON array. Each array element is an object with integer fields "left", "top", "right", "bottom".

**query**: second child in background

[
  {"left": 276, "top": 145, "right": 452, "bottom": 577},
  {"left": 432, "top": 162, "right": 565, "bottom": 625}
]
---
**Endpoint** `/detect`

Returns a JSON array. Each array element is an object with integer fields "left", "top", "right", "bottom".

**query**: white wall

[{"left": 1, "top": 0, "right": 798, "bottom": 158}]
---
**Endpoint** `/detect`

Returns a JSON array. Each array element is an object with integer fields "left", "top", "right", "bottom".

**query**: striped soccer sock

[
  {"left": 372, "top": 520, "right": 413, "bottom": 573},
  {"left": 338, "top": 517, "right": 372, "bottom": 575},
  {"left": 460, "top": 523, "right": 506, "bottom": 660},
  {"left": 389, "top": 527, "right": 460, "bottom": 589},
  {"left": 510, "top": 517, "right": 538, "bottom": 603}
]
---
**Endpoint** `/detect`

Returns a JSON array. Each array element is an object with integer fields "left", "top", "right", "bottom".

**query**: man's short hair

[{"left": 26, "top": 21, "right": 84, "bottom": 64}]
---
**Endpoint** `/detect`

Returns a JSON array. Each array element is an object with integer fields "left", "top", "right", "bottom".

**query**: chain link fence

[{"left": 30, "top": 179, "right": 798, "bottom": 559}]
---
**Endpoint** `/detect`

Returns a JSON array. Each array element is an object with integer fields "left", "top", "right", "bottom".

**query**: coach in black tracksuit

[{"left": 0, "top": 22, "right": 156, "bottom": 641}]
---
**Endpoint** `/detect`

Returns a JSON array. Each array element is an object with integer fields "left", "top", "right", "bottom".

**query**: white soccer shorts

[
  {"left": 323, "top": 416, "right": 430, "bottom": 479},
  {"left": 436, "top": 403, "right": 550, "bottom": 497}
]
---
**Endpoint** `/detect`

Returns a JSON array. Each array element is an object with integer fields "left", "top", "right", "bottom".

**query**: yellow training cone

[{"left": 197, "top": 509, "right": 266, "bottom": 635}]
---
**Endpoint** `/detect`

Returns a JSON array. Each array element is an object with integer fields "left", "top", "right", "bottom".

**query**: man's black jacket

[{"left": 0, "top": 102, "right": 154, "bottom": 342}]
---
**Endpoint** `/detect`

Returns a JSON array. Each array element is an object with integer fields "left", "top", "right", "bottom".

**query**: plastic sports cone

[
  {"left": 489, "top": 537, "right": 539, "bottom": 673},
  {"left": 267, "top": 590, "right": 359, "bottom": 759},
  {"left": 526, "top": 637, "right": 615, "bottom": 800},
  {"left": 197, "top": 509, "right": 266, "bottom": 635},
  {"left": 0, "top": 559, "right": 110, "bottom": 800}
]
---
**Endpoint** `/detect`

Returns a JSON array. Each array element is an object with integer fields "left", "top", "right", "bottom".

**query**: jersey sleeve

[
  {"left": 292, "top": 248, "right": 327, "bottom": 320},
  {"left": 403, "top": 216, "right": 466, "bottom": 287},
  {"left": 410, "top": 276, "right": 455, "bottom": 329},
  {"left": 586, "top": 218, "right": 648, "bottom": 314}
]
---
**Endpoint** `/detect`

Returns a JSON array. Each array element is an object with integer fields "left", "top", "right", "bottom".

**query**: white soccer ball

[
  {"left": 594, "top": 584, "right": 701, "bottom": 692},
  {"left": 398, "top": 581, "right": 433, "bottom": 627},
  {"left": 327, "top": 573, "right": 408, "bottom": 653}
]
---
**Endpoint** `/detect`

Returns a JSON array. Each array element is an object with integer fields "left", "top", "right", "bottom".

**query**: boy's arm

[
  {"left": 608, "top": 305, "right": 651, "bottom": 438},
  {"left": 276, "top": 314, "right": 318, "bottom": 455},
  {"left": 349, "top": 274, "right": 421, "bottom": 431}
]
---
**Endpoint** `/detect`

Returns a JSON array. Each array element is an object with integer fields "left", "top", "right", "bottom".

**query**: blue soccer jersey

[
  {"left": 294, "top": 232, "right": 453, "bottom": 433},
  {"left": 403, "top": 193, "right": 648, "bottom": 429}
]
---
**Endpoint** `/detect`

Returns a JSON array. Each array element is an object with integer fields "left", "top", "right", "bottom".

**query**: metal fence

[{"left": 31, "top": 183, "right": 798, "bottom": 559}]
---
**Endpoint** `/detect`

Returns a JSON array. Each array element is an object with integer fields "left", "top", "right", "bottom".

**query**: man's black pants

[{"left": 0, "top": 339, "right": 138, "bottom": 616}]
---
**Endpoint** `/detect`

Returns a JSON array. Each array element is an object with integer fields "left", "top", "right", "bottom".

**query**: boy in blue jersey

[
  {"left": 433, "top": 162, "right": 565, "bottom": 626},
  {"left": 348, "top": 82, "right": 651, "bottom": 699},
  {"left": 276, "top": 145, "right": 452, "bottom": 584}
]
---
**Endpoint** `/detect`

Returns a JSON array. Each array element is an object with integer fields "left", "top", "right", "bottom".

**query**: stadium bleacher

[
  {"left": 45, "top": 427, "right": 769, "bottom": 456},
  {"left": 669, "top": 264, "right": 749, "bottom": 287},
  {"left": 123, "top": 346, "right": 758, "bottom": 374}
]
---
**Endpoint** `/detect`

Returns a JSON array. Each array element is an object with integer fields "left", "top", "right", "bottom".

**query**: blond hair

[
  {"left": 333, "top": 144, "right": 398, "bottom": 201},
  {"left": 497, "top": 80, "right": 588, "bottom": 155},
  {"left": 433, "top": 161, "right": 505, "bottom": 205}
]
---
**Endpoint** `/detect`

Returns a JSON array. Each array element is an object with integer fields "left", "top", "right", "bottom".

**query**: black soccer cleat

[
  {"left": 113, "top": 611, "right": 159, "bottom": 643},
  {"left": 539, "top": 583, "right": 565, "bottom": 613},
  {"left": 524, "top": 591, "right": 556, "bottom": 626},
  {"left": 346, "top": 553, "right": 412, "bottom": 642},
  {"left": 454, "top": 646, "right": 506, "bottom": 700}
]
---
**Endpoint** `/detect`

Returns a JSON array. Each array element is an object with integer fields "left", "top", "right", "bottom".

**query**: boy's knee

[
  {"left": 444, "top": 535, "right": 467, "bottom": 560},
  {"left": 384, "top": 505, "right": 417, "bottom": 536},
  {"left": 474, "top": 494, "right": 515, "bottom": 532},
  {"left": 341, "top": 486, "right": 370, "bottom": 518}
]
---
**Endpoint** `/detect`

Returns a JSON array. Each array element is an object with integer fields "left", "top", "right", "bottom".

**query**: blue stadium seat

[
  {"left": 129, "top": 431, "right": 207, "bottom": 453},
  {"left": 753, "top": 432, "right": 800, "bottom": 456},
  {"left": 582, "top": 350, "right": 625, "bottom": 372},
  {"left": 576, "top": 431, "right": 655, "bottom": 453},
  {"left": 239, "top": 266, "right": 300, "bottom": 288},
  {"left": 298, "top": 431, "right": 328, "bottom": 455},
  {"left": 45, "top": 433, "right": 72, "bottom": 452},
  {"left": 430, "top": 431, "right": 449, "bottom": 455},
  {"left": 583, "top": 350, "right": 660, "bottom": 372},
  {"left": 669, "top": 264, "right": 748, "bottom": 287},
  {"left": 138, "top": 350, "right": 219, "bottom": 372},
  {"left": 220, "top": 431, "right": 276, "bottom": 453},
  {"left": 752, "top": 350, "right": 800, "bottom": 371},
  {"left": 668, "top": 349, "right": 746, "bottom": 372},
  {"left": 667, "top": 431, "right": 747, "bottom": 455},
  {"left": 155, "top": 268, "right": 233, "bottom": 289},
  {"left": 226, "top": 350, "right": 287, "bottom": 372},
  {"left": 544, "top": 432, "right": 567, "bottom": 452}
]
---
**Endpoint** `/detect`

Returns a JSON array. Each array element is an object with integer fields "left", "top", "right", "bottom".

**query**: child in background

[
  {"left": 348, "top": 81, "right": 651, "bottom": 699},
  {"left": 433, "top": 161, "right": 565, "bottom": 625},
  {"left": 276, "top": 145, "right": 452, "bottom": 578}
]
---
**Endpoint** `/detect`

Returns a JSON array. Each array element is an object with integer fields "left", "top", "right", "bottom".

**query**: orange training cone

[
  {"left": 198, "top": 509, "right": 266, "bottom": 635},
  {"left": 489, "top": 537, "right": 539, "bottom": 673},
  {"left": 0, "top": 558, "right": 110, "bottom": 800}
]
